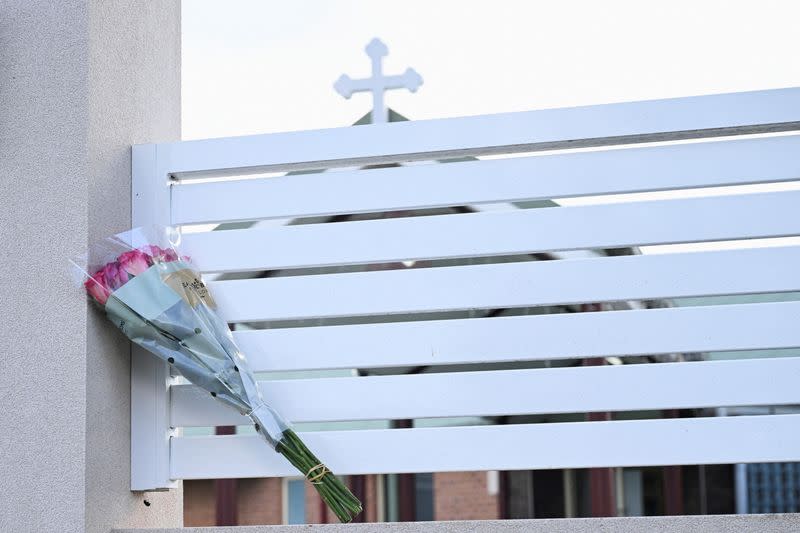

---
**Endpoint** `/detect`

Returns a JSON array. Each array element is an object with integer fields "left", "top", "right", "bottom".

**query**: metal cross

[{"left": 334, "top": 38, "right": 423, "bottom": 124}]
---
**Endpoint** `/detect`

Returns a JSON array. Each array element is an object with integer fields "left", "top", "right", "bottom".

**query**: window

[
  {"left": 415, "top": 473, "right": 434, "bottom": 521},
  {"left": 284, "top": 479, "right": 306, "bottom": 524}
]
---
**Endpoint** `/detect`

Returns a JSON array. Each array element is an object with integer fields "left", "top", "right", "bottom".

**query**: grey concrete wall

[
  {"left": 115, "top": 515, "right": 800, "bottom": 533},
  {"left": 0, "top": 1, "right": 181, "bottom": 532}
]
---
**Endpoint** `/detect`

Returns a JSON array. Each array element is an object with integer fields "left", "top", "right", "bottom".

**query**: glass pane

[
  {"left": 415, "top": 473, "right": 434, "bottom": 521},
  {"left": 287, "top": 479, "right": 306, "bottom": 524}
]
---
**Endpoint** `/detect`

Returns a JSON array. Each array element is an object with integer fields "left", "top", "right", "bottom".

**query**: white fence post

[{"left": 130, "top": 144, "right": 177, "bottom": 491}]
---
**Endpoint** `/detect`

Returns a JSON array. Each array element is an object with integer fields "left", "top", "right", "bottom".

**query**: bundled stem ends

[{"left": 276, "top": 429, "right": 362, "bottom": 523}]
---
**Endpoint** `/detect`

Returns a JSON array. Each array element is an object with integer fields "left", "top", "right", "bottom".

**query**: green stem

[{"left": 276, "top": 429, "right": 362, "bottom": 523}]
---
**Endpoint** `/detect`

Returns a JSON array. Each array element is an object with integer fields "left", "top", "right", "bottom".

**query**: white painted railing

[{"left": 131, "top": 87, "right": 800, "bottom": 491}]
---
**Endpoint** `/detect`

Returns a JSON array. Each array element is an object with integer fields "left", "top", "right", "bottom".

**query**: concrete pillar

[{"left": 0, "top": 2, "right": 182, "bottom": 532}]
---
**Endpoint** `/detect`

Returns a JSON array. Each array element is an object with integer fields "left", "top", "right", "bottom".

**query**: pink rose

[
  {"left": 102, "top": 262, "right": 129, "bottom": 291},
  {"left": 140, "top": 245, "right": 158, "bottom": 259},
  {"left": 85, "top": 271, "right": 110, "bottom": 305},
  {"left": 142, "top": 245, "right": 179, "bottom": 263},
  {"left": 118, "top": 249, "right": 152, "bottom": 276},
  {"left": 162, "top": 248, "right": 179, "bottom": 262}
]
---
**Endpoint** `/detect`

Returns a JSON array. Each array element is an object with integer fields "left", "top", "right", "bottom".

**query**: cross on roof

[{"left": 334, "top": 38, "right": 423, "bottom": 124}]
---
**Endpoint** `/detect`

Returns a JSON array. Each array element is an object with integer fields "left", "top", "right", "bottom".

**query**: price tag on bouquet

[{"left": 161, "top": 267, "right": 217, "bottom": 309}]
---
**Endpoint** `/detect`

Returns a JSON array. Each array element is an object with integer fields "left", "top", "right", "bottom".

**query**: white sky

[
  {"left": 182, "top": 0, "right": 800, "bottom": 139},
  {"left": 182, "top": 0, "right": 800, "bottom": 252}
]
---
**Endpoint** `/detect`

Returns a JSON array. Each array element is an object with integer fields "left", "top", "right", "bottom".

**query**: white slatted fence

[{"left": 131, "top": 87, "right": 800, "bottom": 491}]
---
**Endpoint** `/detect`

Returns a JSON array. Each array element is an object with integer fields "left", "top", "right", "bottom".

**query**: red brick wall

[
  {"left": 364, "top": 474, "right": 380, "bottom": 522},
  {"left": 434, "top": 472, "right": 500, "bottom": 521},
  {"left": 184, "top": 480, "right": 215, "bottom": 526},
  {"left": 237, "top": 478, "right": 283, "bottom": 525},
  {"left": 184, "top": 478, "right": 284, "bottom": 526}
]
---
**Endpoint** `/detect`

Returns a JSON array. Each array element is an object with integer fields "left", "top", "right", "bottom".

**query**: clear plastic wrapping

[{"left": 72, "top": 226, "right": 361, "bottom": 522}]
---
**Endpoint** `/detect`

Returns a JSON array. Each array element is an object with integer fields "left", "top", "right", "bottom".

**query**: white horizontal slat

[
  {"left": 173, "top": 135, "right": 800, "bottom": 224},
  {"left": 233, "top": 301, "right": 800, "bottom": 372},
  {"left": 170, "top": 414, "right": 800, "bottom": 478},
  {"left": 184, "top": 191, "right": 800, "bottom": 272},
  {"left": 209, "top": 246, "right": 800, "bottom": 322},
  {"left": 152, "top": 88, "right": 800, "bottom": 178},
  {"left": 170, "top": 357, "right": 800, "bottom": 427}
]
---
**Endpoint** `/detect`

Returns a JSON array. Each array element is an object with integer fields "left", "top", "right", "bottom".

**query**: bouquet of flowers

[{"left": 74, "top": 227, "right": 361, "bottom": 523}]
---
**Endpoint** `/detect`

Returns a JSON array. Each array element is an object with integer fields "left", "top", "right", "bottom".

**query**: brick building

[
  {"left": 185, "top": 471, "right": 501, "bottom": 526},
  {"left": 183, "top": 463, "right": 746, "bottom": 526}
]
